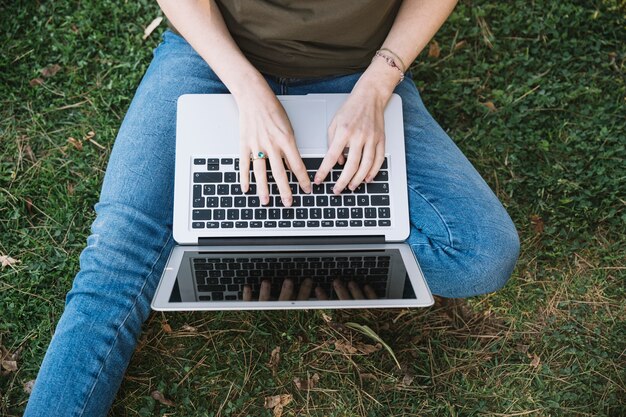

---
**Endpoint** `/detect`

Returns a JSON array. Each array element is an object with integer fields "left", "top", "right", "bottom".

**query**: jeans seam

[
  {"left": 407, "top": 183, "right": 455, "bottom": 250},
  {"left": 77, "top": 232, "right": 174, "bottom": 416}
]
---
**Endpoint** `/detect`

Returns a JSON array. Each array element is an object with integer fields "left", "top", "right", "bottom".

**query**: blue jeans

[{"left": 24, "top": 30, "right": 519, "bottom": 416}]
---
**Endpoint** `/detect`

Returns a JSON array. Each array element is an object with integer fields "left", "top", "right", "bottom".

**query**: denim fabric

[{"left": 24, "top": 30, "right": 519, "bottom": 416}]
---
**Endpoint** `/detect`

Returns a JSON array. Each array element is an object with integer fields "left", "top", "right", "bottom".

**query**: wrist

[
  {"left": 228, "top": 68, "right": 272, "bottom": 104},
  {"left": 353, "top": 57, "right": 401, "bottom": 105}
]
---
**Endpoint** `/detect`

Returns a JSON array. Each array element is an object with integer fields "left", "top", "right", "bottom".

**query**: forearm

[
  {"left": 359, "top": 0, "right": 458, "bottom": 98},
  {"left": 156, "top": 0, "right": 269, "bottom": 102}
]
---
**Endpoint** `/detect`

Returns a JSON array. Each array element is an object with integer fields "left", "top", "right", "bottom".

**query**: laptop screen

[{"left": 168, "top": 249, "right": 417, "bottom": 303}]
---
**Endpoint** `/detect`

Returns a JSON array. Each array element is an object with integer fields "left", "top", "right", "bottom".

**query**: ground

[{"left": 0, "top": 0, "right": 624, "bottom": 416}]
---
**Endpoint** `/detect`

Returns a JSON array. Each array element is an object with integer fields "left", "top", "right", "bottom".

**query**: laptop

[{"left": 151, "top": 93, "right": 434, "bottom": 311}]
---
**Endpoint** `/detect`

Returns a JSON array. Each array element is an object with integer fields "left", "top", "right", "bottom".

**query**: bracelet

[
  {"left": 379, "top": 47, "right": 407, "bottom": 73},
  {"left": 372, "top": 50, "right": 405, "bottom": 84}
]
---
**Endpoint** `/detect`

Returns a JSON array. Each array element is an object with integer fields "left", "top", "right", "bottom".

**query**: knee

[{"left": 421, "top": 223, "right": 520, "bottom": 299}]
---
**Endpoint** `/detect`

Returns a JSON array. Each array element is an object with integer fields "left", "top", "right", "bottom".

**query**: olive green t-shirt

[{"left": 170, "top": 0, "right": 402, "bottom": 78}]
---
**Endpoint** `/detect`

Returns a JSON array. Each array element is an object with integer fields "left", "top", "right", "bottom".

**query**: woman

[{"left": 24, "top": 1, "right": 520, "bottom": 415}]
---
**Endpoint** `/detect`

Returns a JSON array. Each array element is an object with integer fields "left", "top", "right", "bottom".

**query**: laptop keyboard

[
  {"left": 190, "top": 156, "right": 391, "bottom": 229},
  {"left": 192, "top": 255, "right": 391, "bottom": 301}
]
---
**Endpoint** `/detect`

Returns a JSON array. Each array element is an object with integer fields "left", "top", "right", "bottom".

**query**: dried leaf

[
  {"left": 143, "top": 16, "right": 163, "bottom": 40},
  {"left": 25, "top": 197, "right": 33, "bottom": 216},
  {"left": 23, "top": 379, "right": 36, "bottom": 394},
  {"left": 428, "top": 40, "right": 441, "bottom": 58},
  {"left": 23, "top": 142, "right": 36, "bottom": 162},
  {"left": 29, "top": 78, "right": 44, "bottom": 87},
  {"left": 530, "top": 214, "right": 544, "bottom": 234},
  {"left": 401, "top": 374, "right": 415, "bottom": 386},
  {"left": 355, "top": 342, "right": 382, "bottom": 355},
  {"left": 162, "top": 322, "right": 172, "bottom": 333},
  {"left": 334, "top": 339, "right": 357, "bottom": 354},
  {"left": 321, "top": 312, "right": 333, "bottom": 323},
  {"left": 294, "top": 373, "right": 319, "bottom": 391},
  {"left": 40, "top": 64, "right": 61, "bottom": 78},
  {"left": 84, "top": 130, "right": 95, "bottom": 139},
  {"left": 151, "top": 390, "right": 175, "bottom": 406},
  {"left": 267, "top": 346, "right": 280, "bottom": 374},
  {"left": 1, "top": 360, "right": 17, "bottom": 372},
  {"left": 0, "top": 255, "right": 20, "bottom": 268},
  {"left": 181, "top": 324, "right": 197, "bottom": 332},
  {"left": 482, "top": 101, "right": 497, "bottom": 112},
  {"left": 528, "top": 353, "right": 541, "bottom": 368},
  {"left": 67, "top": 137, "right": 83, "bottom": 151},
  {"left": 454, "top": 40, "right": 467, "bottom": 51},
  {"left": 67, "top": 183, "right": 75, "bottom": 195},
  {"left": 264, "top": 394, "right": 292, "bottom": 417}
]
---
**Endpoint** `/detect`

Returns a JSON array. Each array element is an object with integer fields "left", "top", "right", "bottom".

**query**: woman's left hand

[{"left": 314, "top": 60, "right": 400, "bottom": 194}]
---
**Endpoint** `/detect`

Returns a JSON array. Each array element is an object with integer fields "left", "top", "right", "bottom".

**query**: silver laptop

[{"left": 151, "top": 93, "right": 433, "bottom": 310}]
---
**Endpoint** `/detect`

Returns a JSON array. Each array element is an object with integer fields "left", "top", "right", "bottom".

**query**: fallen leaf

[
  {"left": 482, "top": 101, "right": 497, "bottom": 112},
  {"left": 293, "top": 373, "right": 319, "bottom": 391},
  {"left": 84, "top": 130, "right": 95, "bottom": 139},
  {"left": 264, "top": 394, "right": 292, "bottom": 417},
  {"left": 151, "top": 390, "right": 175, "bottom": 406},
  {"left": 1, "top": 360, "right": 17, "bottom": 372},
  {"left": 143, "top": 16, "right": 164, "bottom": 40},
  {"left": 67, "top": 183, "right": 75, "bottom": 195},
  {"left": 530, "top": 214, "right": 544, "bottom": 234},
  {"left": 25, "top": 197, "right": 33, "bottom": 216},
  {"left": 181, "top": 324, "right": 197, "bottom": 332},
  {"left": 401, "top": 374, "right": 415, "bottom": 386},
  {"left": 29, "top": 78, "right": 44, "bottom": 87},
  {"left": 321, "top": 312, "right": 333, "bottom": 323},
  {"left": 454, "top": 40, "right": 467, "bottom": 51},
  {"left": 267, "top": 346, "right": 280, "bottom": 374},
  {"left": 355, "top": 342, "right": 382, "bottom": 355},
  {"left": 23, "top": 379, "right": 36, "bottom": 394},
  {"left": 40, "top": 64, "right": 61, "bottom": 78},
  {"left": 528, "top": 353, "right": 541, "bottom": 368},
  {"left": 67, "top": 137, "right": 83, "bottom": 151},
  {"left": 0, "top": 255, "right": 20, "bottom": 268},
  {"left": 428, "top": 40, "right": 441, "bottom": 58},
  {"left": 334, "top": 339, "right": 357, "bottom": 354},
  {"left": 162, "top": 322, "right": 172, "bottom": 333}
]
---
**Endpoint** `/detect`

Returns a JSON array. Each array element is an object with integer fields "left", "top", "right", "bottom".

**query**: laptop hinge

[{"left": 198, "top": 235, "right": 385, "bottom": 246}]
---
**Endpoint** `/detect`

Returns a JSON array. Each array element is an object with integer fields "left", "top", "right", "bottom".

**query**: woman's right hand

[{"left": 235, "top": 84, "right": 311, "bottom": 207}]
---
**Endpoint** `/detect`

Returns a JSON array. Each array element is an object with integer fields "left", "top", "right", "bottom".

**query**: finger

[
  {"left": 278, "top": 278, "right": 294, "bottom": 301},
  {"left": 365, "top": 140, "right": 386, "bottom": 183},
  {"left": 363, "top": 284, "right": 378, "bottom": 300},
  {"left": 333, "top": 279, "right": 351, "bottom": 300},
  {"left": 315, "top": 286, "right": 329, "bottom": 300},
  {"left": 268, "top": 151, "right": 293, "bottom": 207},
  {"left": 282, "top": 141, "right": 311, "bottom": 194},
  {"left": 239, "top": 144, "right": 251, "bottom": 193},
  {"left": 333, "top": 140, "right": 363, "bottom": 194},
  {"left": 259, "top": 279, "right": 271, "bottom": 301},
  {"left": 348, "top": 140, "right": 376, "bottom": 190},
  {"left": 253, "top": 154, "right": 270, "bottom": 205},
  {"left": 242, "top": 285, "right": 252, "bottom": 301},
  {"left": 315, "top": 129, "right": 347, "bottom": 185},
  {"left": 347, "top": 281, "right": 365, "bottom": 300},
  {"left": 297, "top": 278, "right": 314, "bottom": 300}
]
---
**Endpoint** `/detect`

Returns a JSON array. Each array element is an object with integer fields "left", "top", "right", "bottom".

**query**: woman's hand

[
  {"left": 314, "top": 58, "right": 399, "bottom": 194},
  {"left": 236, "top": 83, "right": 311, "bottom": 207}
]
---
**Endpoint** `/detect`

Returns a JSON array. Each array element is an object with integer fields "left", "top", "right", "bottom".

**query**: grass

[{"left": 1, "top": 0, "right": 624, "bottom": 416}]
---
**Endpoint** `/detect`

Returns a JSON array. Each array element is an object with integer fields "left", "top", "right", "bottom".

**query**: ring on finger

[{"left": 251, "top": 151, "right": 268, "bottom": 160}]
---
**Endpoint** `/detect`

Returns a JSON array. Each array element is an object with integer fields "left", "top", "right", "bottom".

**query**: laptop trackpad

[{"left": 280, "top": 99, "right": 327, "bottom": 152}]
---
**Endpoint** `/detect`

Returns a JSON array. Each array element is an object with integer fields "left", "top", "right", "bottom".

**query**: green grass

[{"left": 1, "top": 0, "right": 624, "bottom": 416}]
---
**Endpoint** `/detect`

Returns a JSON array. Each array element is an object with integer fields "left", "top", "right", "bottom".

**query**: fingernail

[
  {"left": 282, "top": 197, "right": 292, "bottom": 206},
  {"left": 314, "top": 176, "right": 321, "bottom": 184},
  {"left": 261, "top": 196, "right": 269, "bottom": 205},
  {"left": 304, "top": 184, "right": 312, "bottom": 193}
]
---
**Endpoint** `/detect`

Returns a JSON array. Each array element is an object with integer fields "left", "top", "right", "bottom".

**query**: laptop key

[
  {"left": 352, "top": 184, "right": 365, "bottom": 194},
  {"left": 227, "top": 209, "right": 239, "bottom": 220},
  {"left": 240, "top": 209, "right": 252, "bottom": 220},
  {"left": 206, "top": 197, "right": 219, "bottom": 208},
  {"left": 312, "top": 184, "right": 325, "bottom": 194},
  {"left": 264, "top": 221, "right": 277, "bottom": 228},
  {"left": 293, "top": 221, "right": 305, "bottom": 227},
  {"left": 330, "top": 196, "right": 342, "bottom": 206},
  {"left": 365, "top": 207, "right": 377, "bottom": 218},
  {"left": 254, "top": 208, "right": 267, "bottom": 219},
  {"left": 214, "top": 209, "right": 226, "bottom": 220},
  {"left": 307, "top": 220, "right": 320, "bottom": 227},
  {"left": 322, "top": 220, "right": 334, "bottom": 227},
  {"left": 371, "top": 195, "right": 390, "bottom": 206},
  {"left": 221, "top": 197, "right": 233, "bottom": 207},
  {"left": 193, "top": 198, "right": 205, "bottom": 208},
  {"left": 192, "top": 222, "right": 205, "bottom": 228},
  {"left": 282, "top": 208, "right": 294, "bottom": 219},
  {"left": 367, "top": 183, "right": 389, "bottom": 194},
  {"left": 303, "top": 158, "right": 324, "bottom": 170},
  {"left": 207, "top": 222, "right": 219, "bottom": 228},
  {"left": 193, "top": 185, "right": 202, "bottom": 199},
  {"left": 203, "top": 184, "right": 216, "bottom": 195},
  {"left": 207, "top": 158, "right": 219, "bottom": 164},
  {"left": 357, "top": 195, "right": 369, "bottom": 206},
  {"left": 364, "top": 220, "right": 376, "bottom": 227},
  {"left": 337, "top": 208, "right": 349, "bottom": 219},
  {"left": 194, "top": 172, "right": 222, "bottom": 183},
  {"left": 350, "top": 220, "right": 363, "bottom": 227},
  {"left": 380, "top": 158, "right": 388, "bottom": 169},
  {"left": 192, "top": 210, "right": 212, "bottom": 220},
  {"left": 323, "top": 208, "right": 335, "bottom": 219},
  {"left": 316, "top": 196, "right": 328, "bottom": 206},
  {"left": 198, "top": 284, "right": 226, "bottom": 292},
  {"left": 218, "top": 185, "right": 229, "bottom": 195},
  {"left": 248, "top": 196, "right": 260, "bottom": 207},
  {"left": 336, "top": 220, "right": 348, "bottom": 227},
  {"left": 296, "top": 209, "right": 308, "bottom": 219},
  {"left": 279, "top": 221, "right": 291, "bottom": 228},
  {"left": 373, "top": 171, "right": 388, "bottom": 181},
  {"left": 194, "top": 158, "right": 206, "bottom": 165},
  {"left": 225, "top": 172, "right": 237, "bottom": 183},
  {"left": 269, "top": 209, "right": 281, "bottom": 219},
  {"left": 310, "top": 208, "right": 322, "bottom": 219},
  {"left": 221, "top": 158, "right": 233, "bottom": 165},
  {"left": 212, "top": 292, "right": 224, "bottom": 301},
  {"left": 344, "top": 195, "right": 355, "bottom": 206},
  {"left": 221, "top": 221, "right": 234, "bottom": 228},
  {"left": 234, "top": 197, "right": 246, "bottom": 207},
  {"left": 303, "top": 195, "right": 315, "bottom": 206},
  {"left": 250, "top": 221, "right": 262, "bottom": 228},
  {"left": 206, "top": 163, "right": 219, "bottom": 171},
  {"left": 231, "top": 184, "right": 243, "bottom": 195},
  {"left": 378, "top": 207, "right": 391, "bottom": 218},
  {"left": 351, "top": 208, "right": 363, "bottom": 218},
  {"left": 378, "top": 220, "right": 391, "bottom": 226}
]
